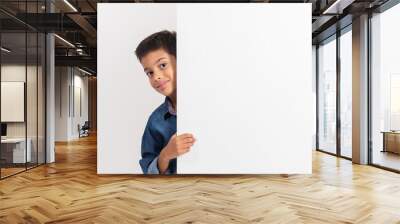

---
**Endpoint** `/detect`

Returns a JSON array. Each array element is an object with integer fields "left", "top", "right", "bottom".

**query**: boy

[{"left": 135, "top": 30, "right": 196, "bottom": 174}]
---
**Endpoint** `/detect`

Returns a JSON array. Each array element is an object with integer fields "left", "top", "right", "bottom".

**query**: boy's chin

[
  {"left": 158, "top": 90, "right": 173, "bottom": 97},
  {"left": 155, "top": 85, "right": 175, "bottom": 98}
]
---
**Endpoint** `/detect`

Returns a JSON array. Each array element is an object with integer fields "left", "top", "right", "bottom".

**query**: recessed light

[
  {"left": 78, "top": 67, "right": 93, "bottom": 76},
  {"left": 54, "top": 34, "right": 75, "bottom": 48},
  {"left": 63, "top": 0, "right": 78, "bottom": 12},
  {"left": 1, "top": 47, "right": 11, "bottom": 53}
]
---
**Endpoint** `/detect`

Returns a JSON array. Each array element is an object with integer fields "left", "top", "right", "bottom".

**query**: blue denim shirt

[{"left": 139, "top": 98, "right": 176, "bottom": 174}]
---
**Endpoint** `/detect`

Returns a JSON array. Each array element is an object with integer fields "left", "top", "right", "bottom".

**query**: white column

[
  {"left": 46, "top": 33, "right": 55, "bottom": 163},
  {"left": 352, "top": 14, "right": 369, "bottom": 164},
  {"left": 46, "top": 1, "right": 56, "bottom": 163}
]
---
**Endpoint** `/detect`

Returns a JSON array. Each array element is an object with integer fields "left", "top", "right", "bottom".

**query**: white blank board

[
  {"left": 177, "top": 4, "right": 312, "bottom": 174},
  {"left": 97, "top": 4, "right": 175, "bottom": 174},
  {"left": 1, "top": 82, "right": 24, "bottom": 122}
]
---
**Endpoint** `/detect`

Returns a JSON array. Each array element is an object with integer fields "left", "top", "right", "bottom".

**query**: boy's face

[{"left": 140, "top": 48, "right": 176, "bottom": 98}]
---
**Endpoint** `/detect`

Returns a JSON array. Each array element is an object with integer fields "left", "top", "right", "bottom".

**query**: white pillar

[
  {"left": 46, "top": 33, "right": 55, "bottom": 163},
  {"left": 46, "top": 1, "right": 55, "bottom": 163},
  {"left": 352, "top": 14, "right": 369, "bottom": 164}
]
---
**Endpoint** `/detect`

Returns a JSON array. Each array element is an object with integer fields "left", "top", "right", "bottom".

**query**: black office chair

[{"left": 79, "top": 121, "right": 90, "bottom": 138}]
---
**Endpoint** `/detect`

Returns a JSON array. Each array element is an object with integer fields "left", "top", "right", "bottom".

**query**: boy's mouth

[{"left": 157, "top": 80, "right": 169, "bottom": 90}]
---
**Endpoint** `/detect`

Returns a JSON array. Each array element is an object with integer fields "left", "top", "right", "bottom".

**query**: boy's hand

[
  {"left": 158, "top": 133, "right": 195, "bottom": 173},
  {"left": 161, "top": 133, "right": 196, "bottom": 161}
]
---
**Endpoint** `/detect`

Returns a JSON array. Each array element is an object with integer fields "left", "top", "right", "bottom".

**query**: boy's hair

[{"left": 135, "top": 30, "right": 176, "bottom": 61}]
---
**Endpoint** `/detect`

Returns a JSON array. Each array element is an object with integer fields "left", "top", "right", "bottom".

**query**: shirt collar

[{"left": 163, "top": 97, "right": 176, "bottom": 120}]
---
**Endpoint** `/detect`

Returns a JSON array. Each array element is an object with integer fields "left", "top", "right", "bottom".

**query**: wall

[
  {"left": 72, "top": 72, "right": 89, "bottom": 138},
  {"left": 55, "top": 66, "right": 89, "bottom": 141},
  {"left": 55, "top": 66, "right": 69, "bottom": 141},
  {"left": 88, "top": 77, "right": 97, "bottom": 132},
  {"left": 1, "top": 65, "right": 41, "bottom": 138},
  {"left": 97, "top": 4, "right": 175, "bottom": 174},
  {"left": 1, "top": 65, "right": 26, "bottom": 138},
  {"left": 1, "top": 63, "right": 45, "bottom": 165},
  {"left": 176, "top": 4, "right": 312, "bottom": 174}
]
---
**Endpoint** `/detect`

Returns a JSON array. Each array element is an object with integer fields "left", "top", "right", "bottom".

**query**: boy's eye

[
  {"left": 159, "top": 63, "right": 167, "bottom": 69},
  {"left": 146, "top": 71, "right": 153, "bottom": 77}
]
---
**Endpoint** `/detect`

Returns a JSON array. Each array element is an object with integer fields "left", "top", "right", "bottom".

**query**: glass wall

[
  {"left": 318, "top": 35, "right": 337, "bottom": 154},
  {"left": 339, "top": 28, "right": 352, "bottom": 158},
  {"left": 371, "top": 3, "right": 400, "bottom": 171},
  {"left": 38, "top": 31, "right": 45, "bottom": 165},
  {"left": 0, "top": 31, "right": 28, "bottom": 177},
  {"left": 27, "top": 31, "right": 38, "bottom": 169},
  {"left": 317, "top": 24, "right": 354, "bottom": 159},
  {"left": 0, "top": 1, "right": 46, "bottom": 179}
]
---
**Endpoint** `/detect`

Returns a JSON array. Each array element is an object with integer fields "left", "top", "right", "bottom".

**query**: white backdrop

[
  {"left": 1, "top": 82, "right": 25, "bottom": 122},
  {"left": 97, "top": 4, "right": 176, "bottom": 174},
  {"left": 177, "top": 4, "right": 312, "bottom": 174},
  {"left": 98, "top": 3, "right": 312, "bottom": 174}
]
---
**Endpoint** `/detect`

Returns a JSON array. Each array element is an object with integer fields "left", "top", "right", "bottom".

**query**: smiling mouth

[{"left": 157, "top": 80, "right": 169, "bottom": 90}]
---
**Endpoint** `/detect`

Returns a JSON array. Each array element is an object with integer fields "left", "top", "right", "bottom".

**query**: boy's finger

[
  {"left": 182, "top": 138, "right": 195, "bottom": 143},
  {"left": 179, "top": 133, "right": 193, "bottom": 138},
  {"left": 180, "top": 143, "right": 193, "bottom": 148},
  {"left": 178, "top": 147, "right": 190, "bottom": 154}
]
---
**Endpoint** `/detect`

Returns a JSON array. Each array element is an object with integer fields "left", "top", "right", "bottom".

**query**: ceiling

[{"left": 0, "top": 0, "right": 394, "bottom": 75}]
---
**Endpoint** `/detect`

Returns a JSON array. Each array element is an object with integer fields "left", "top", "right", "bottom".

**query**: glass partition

[
  {"left": 339, "top": 28, "right": 352, "bottom": 158},
  {"left": 317, "top": 36, "right": 337, "bottom": 155},
  {"left": 1, "top": 31, "right": 28, "bottom": 177},
  {"left": 38, "top": 32, "right": 45, "bottom": 165},
  {"left": 0, "top": 1, "right": 46, "bottom": 179},
  {"left": 27, "top": 31, "right": 38, "bottom": 169},
  {"left": 370, "top": 3, "right": 400, "bottom": 171}
]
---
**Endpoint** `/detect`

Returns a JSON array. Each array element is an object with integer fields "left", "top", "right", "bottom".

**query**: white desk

[{"left": 1, "top": 138, "right": 31, "bottom": 163}]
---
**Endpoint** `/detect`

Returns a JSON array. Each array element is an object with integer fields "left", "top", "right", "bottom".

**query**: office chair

[{"left": 79, "top": 121, "right": 90, "bottom": 138}]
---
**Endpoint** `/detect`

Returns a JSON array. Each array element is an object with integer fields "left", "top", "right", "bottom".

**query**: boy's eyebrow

[
  {"left": 154, "top": 57, "right": 167, "bottom": 65},
  {"left": 143, "top": 57, "right": 167, "bottom": 72}
]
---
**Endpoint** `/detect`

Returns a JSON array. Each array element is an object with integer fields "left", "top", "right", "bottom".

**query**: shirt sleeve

[
  {"left": 139, "top": 122, "right": 161, "bottom": 174},
  {"left": 147, "top": 156, "right": 160, "bottom": 174},
  {"left": 140, "top": 119, "right": 176, "bottom": 174},
  {"left": 147, "top": 156, "right": 172, "bottom": 175}
]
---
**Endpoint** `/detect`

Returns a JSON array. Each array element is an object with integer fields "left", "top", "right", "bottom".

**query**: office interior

[
  {"left": 0, "top": 0, "right": 97, "bottom": 179},
  {"left": 0, "top": 0, "right": 400, "bottom": 223}
]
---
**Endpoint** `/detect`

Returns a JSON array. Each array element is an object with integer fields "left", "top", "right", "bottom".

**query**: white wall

[
  {"left": 55, "top": 66, "right": 89, "bottom": 141},
  {"left": 1, "top": 64, "right": 46, "bottom": 163},
  {"left": 71, "top": 72, "right": 89, "bottom": 138},
  {"left": 1, "top": 82, "right": 24, "bottom": 122},
  {"left": 177, "top": 4, "right": 312, "bottom": 174},
  {"left": 97, "top": 4, "right": 175, "bottom": 174},
  {"left": 1, "top": 65, "right": 39, "bottom": 138},
  {"left": 55, "top": 66, "right": 69, "bottom": 141},
  {"left": 1, "top": 65, "right": 28, "bottom": 143}
]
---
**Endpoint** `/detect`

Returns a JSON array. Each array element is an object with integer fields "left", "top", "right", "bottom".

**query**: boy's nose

[{"left": 153, "top": 71, "right": 162, "bottom": 80}]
